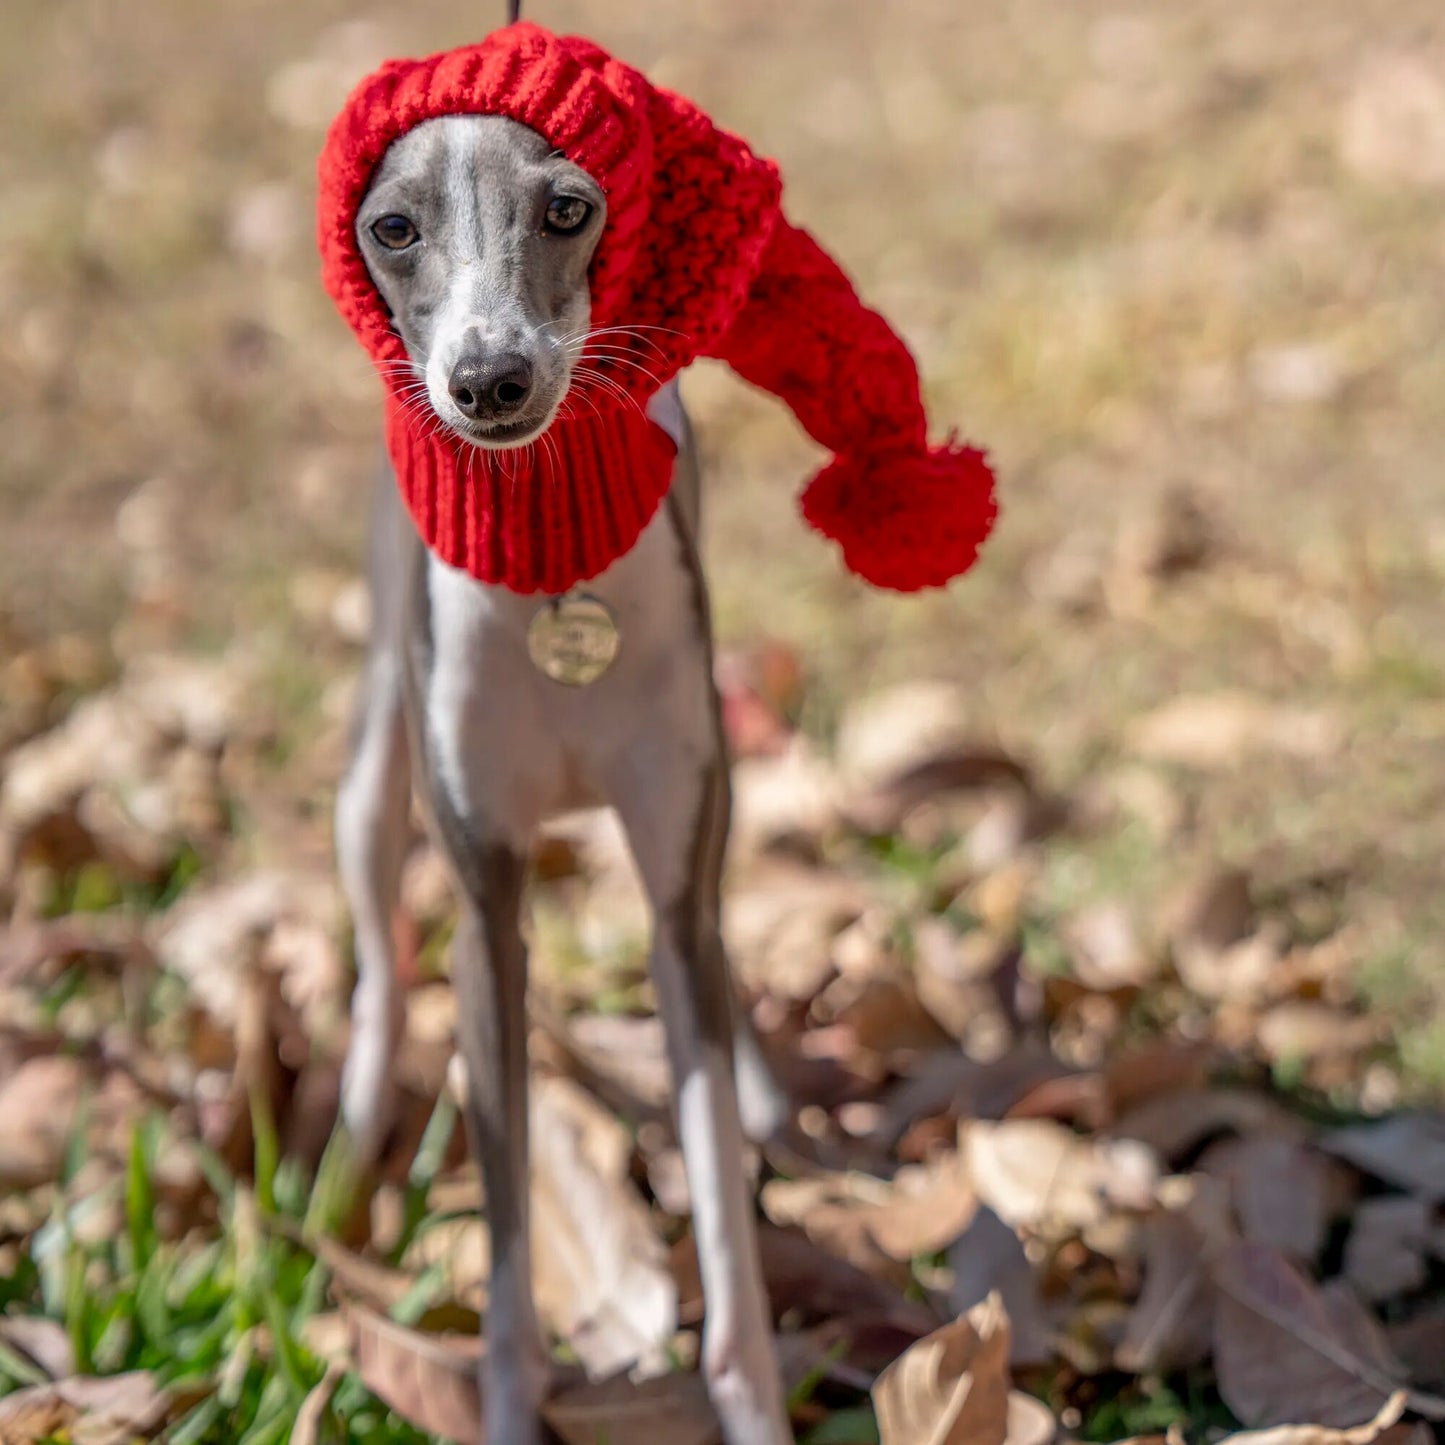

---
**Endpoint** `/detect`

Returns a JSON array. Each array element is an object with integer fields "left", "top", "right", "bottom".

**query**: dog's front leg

[
  {"left": 416, "top": 569, "right": 552, "bottom": 1445},
  {"left": 603, "top": 729, "right": 791, "bottom": 1445},
  {"left": 447, "top": 849, "right": 548, "bottom": 1444},
  {"left": 336, "top": 476, "right": 420, "bottom": 1160}
]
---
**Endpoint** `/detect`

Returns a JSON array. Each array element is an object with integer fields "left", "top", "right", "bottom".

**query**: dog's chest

[{"left": 421, "top": 493, "right": 714, "bottom": 833}]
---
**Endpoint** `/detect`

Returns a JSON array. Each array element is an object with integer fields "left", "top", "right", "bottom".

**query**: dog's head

[{"left": 357, "top": 114, "right": 604, "bottom": 449}]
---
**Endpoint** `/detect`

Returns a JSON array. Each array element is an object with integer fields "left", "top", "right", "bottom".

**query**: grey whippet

[{"left": 334, "top": 114, "right": 794, "bottom": 1444}]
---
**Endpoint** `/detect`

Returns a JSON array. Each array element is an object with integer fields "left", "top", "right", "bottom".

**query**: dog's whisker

[
  {"left": 586, "top": 322, "right": 684, "bottom": 344},
  {"left": 572, "top": 366, "right": 650, "bottom": 423},
  {"left": 572, "top": 352, "right": 666, "bottom": 389},
  {"left": 558, "top": 384, "right": 605, "bottom": 427}
]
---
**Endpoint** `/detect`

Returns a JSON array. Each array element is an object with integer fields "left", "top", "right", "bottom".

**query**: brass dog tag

[{"left": 527, "top": 592, "right": 621, "bottom": 687}]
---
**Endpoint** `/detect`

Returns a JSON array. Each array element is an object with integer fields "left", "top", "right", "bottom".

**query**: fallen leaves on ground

[
  {"left": 0, "top": 674, "right": 1443, "bottom": 1443},
  {"left": 962, "top": 1118, "right": 1159, "bottom": 1232},
  {"left": 1210, "top": 1392, "right": 1408, "bottom": 1445},
  {"left": 1211, "top": 1242, "right": 1445, "bottom": 1429},
  {"left": 872, "top": 1293, "right": 1014, "bottom": 1445},
  {"left": 0, "top": 1371, "right": 173, "bottom": 1443},
  {"left": 762, "top": 1152, "right": 979, "bottom": 1271},
  {"left": 529, "top": 1076, "right": 679, "bottom": 1378},
  {"left": 347, "top": 1305, "right": 482, "bottom": 1444}
]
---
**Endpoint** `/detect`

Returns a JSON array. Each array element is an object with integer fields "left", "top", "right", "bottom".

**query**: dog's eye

[
  {"left": 543, "top": 196, "right": 592, "bottom": 236},
  {"left": 371, "top": 214, "right": 419, "bottom": 250}
]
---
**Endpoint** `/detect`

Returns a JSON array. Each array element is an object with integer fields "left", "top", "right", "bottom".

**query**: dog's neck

[{"left": 385, "top": 385, "right": 680, "bottom": 596}]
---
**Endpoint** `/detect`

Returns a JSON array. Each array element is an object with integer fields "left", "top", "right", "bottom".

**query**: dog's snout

[{"left": 448, "top": 353, "right": 534, "bottom": 420}]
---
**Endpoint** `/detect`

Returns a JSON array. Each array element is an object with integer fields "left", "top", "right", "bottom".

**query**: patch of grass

[
  {"left": 1357, "top": 930, "right": 1445, "bottom": 1100},
  {"left": 531, "top": 892, "right": 651, "bottom": 1011},
  {"left": 41, "top": 843, "right": 205, "bottom": 921},
  {"left": 1037, "top": 820, "right": 1163, "bottom": 920},
  {"left": 1076, "top": 1371, "right": 1237, "bottom": 1443},
  {"left": 801, "top": 1407, "right": 881, "bottom": 1443},
  {"left": 1, "top": 1110, "right": 447, "bottom": 1444},
  {"left": 1398, "top": 1014, "right": 1445, "bottom": 1095}
]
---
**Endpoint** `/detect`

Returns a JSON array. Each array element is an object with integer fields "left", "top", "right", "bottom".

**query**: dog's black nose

[{"left": 448, "top": 353, "right": 533, "bottom": 420}]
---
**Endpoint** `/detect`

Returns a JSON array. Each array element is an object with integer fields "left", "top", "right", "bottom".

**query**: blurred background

[{"left": 2, "top": 0, "right": 1445, "bottom": 1440}]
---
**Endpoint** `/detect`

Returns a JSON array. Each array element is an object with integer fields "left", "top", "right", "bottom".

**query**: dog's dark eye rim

[
  {"left": 543, "top": 196, "right": 593, "bottom": 235},
  {"left": 370, "top": 214, "right": 419, "bottom": 250}
]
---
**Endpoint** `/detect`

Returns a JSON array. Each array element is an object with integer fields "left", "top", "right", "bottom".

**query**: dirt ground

[
  {"left": 4, "top": 0, "right": 1444, "bottom": 1078},
  {"left": 2, "top": 2, "right": 1445, "bottom": 1441}
]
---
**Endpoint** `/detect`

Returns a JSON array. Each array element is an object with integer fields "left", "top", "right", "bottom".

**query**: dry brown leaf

[
  {"left": 1006, "top": 1392, "right": 1058, "bottom": 1445},
  {"left": 124, "top": 652, "right": 248, "bottom": 748},
  {"left": 1341, "top": 51, "right": 1445, "bottom": 186},
  {"left": 876, "top": 1045, "right": 1072, "bottom": 1150},
  {"left": 831, "top": 974, "right": 956, "bottom": 1061},
  {"left": 0, "top": 693, "right": 171, "bottom": 864},
  {"left": 1373, "top": 1425, "right": 1436, "bottom": 1445},
  {"left": 1386, "top": 1304, "right": 1445, "bottom": 1389},
  {"left": 911, "top": 919, "right": 1020, "bottom": 1045},
  {"left": 347, "top": 1305, "right": 482, "bottom": 1444},
  {"left": 290, "top": 1363, "right": 345, "bottom": 1445},
  {"left": 1211, "top": 1241, "right": 1444, "bottom": 1429},
  {"left": 1164, "top": 868, "right": 1253, "bottom": 979},
  {"left": 1102, "top": 1040, "right": 1213, "bottom": 1117},
  {"left": 723, "top": 861, "right": 865, "bottom": 999},
  {"left": 530, "top": 1076, "right": 677, "bottom": 1378},
  {"left": 400, "top": 1216, "right": 491, "bottom": 1310},
  {"left": 313, "top": 1232, "right": 419, "bottom": 1312},
  {"left": 730, "top": 739, "right": 838, "bottom": 857},
  {"left": 1005, "top": 1071, "right": 1109, "bottom": 1129},
  {"left": 1179, "top": 930, "right": 1284, "bottom": 1007},
  {"left": 873, "top": 1292, "right": 1012, "bottom": 1445},
  {"left": 836, "top": 683, "right": 975, "bottom": 795},
  {"left": 1343, "top": 1197, "right": 1432, "bottom": 1303},
  {"left": 0, "top": 1314, "right": 75, "bottom": 1380},
  {"left": 866, "top": 1158, "right": 980, "bottom": 1261},
  {"left": 762, "top": 1154, "right": 978, "bottom": 1270},
  {"left": 1317, "top": 1281, "right": 1411, "bottom": 1384},
  {"left": 962, "top": 1119, "right": 1159, "bottom": 1232},
  {"left": 154, "top": 872, "right": 297, "bottom": 1025},
  {"left": 1127, "top": 693, "right": 1343, "bottom": 769},
  {"left": 1111, "top": 1088, "right": 1305, "bottom": 1165},
  {"left": 0, "top": 1371, "right": 172, "bottom": 1440},
  {"left": 0, "top": 1055, "right": 94, "bottom": 1189},
  {"left": 264, "top": 914, "right": 346, "bottom": 1035},
  {"left": 347, "top": 1309, "right": 723, "bottom": 1445},
  {"left": 0, "top": 914, "right": 150, "bottom": 989},
  {"left": 1214, "top": 1391, "right": 1407, "bottom": 1445},
  {"left": 848, "top": 752, "right": 1034, "bottom": 837},
  {"left": 0, "top": 1391, "right": 74, "bottom": 1443},
  {"left": 532, "top": 1004, "right": 672, "bottom": 1125},
  {"left": 561, "top": 1012, "right": 672, "bottom": 1111},
  {"left": 1116, "top": 1204, "right": 1218, "bottom": 1373},
  {"left": 673, "top": 1222, "right": 939, "bottom": 1336},
  {"left": 1201, "top": 1136, "right": 1332, "bottom": 1263},
  {"left": 300, "top": 1312, "right": 353, "bottom": 1366},
  {"left": 1321, "top": 1115, "right": 1445, "bottom": 1202},
  {"left": 947, "top": 1206, "right": 1053, "bottom": 1366},
  {"left": 544, "top": 1371, "right": 721, "bottom": 1445},
  {"left": 1063, "top": 902, "right": 1159, "bottom": 991},
  {"left": 1256, "top": 1003, "right": 1383, "bottom": 1064}
]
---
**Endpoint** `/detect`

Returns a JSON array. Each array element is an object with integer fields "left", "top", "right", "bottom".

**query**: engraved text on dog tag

[{"left": 527, "top": 593, "right": 621, "bottom": 686}]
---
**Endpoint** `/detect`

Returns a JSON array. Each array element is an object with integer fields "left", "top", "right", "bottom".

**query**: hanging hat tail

[{"left": 710, "top": 218, "right": 997, "bottom": 591}]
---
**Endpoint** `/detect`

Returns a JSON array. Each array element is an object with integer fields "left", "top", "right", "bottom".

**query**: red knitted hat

[{"left": 318, "top": 22, "right": 998, "bottom": 594}]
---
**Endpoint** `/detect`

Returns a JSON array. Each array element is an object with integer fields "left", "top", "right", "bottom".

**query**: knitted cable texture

[{"left": 318, "top": 22, "right": 997, "bottom": 594}]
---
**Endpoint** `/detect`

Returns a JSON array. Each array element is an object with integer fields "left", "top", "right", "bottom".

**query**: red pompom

[{"left": 798, "top": 440, "right": 998, "bottom": 592}]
